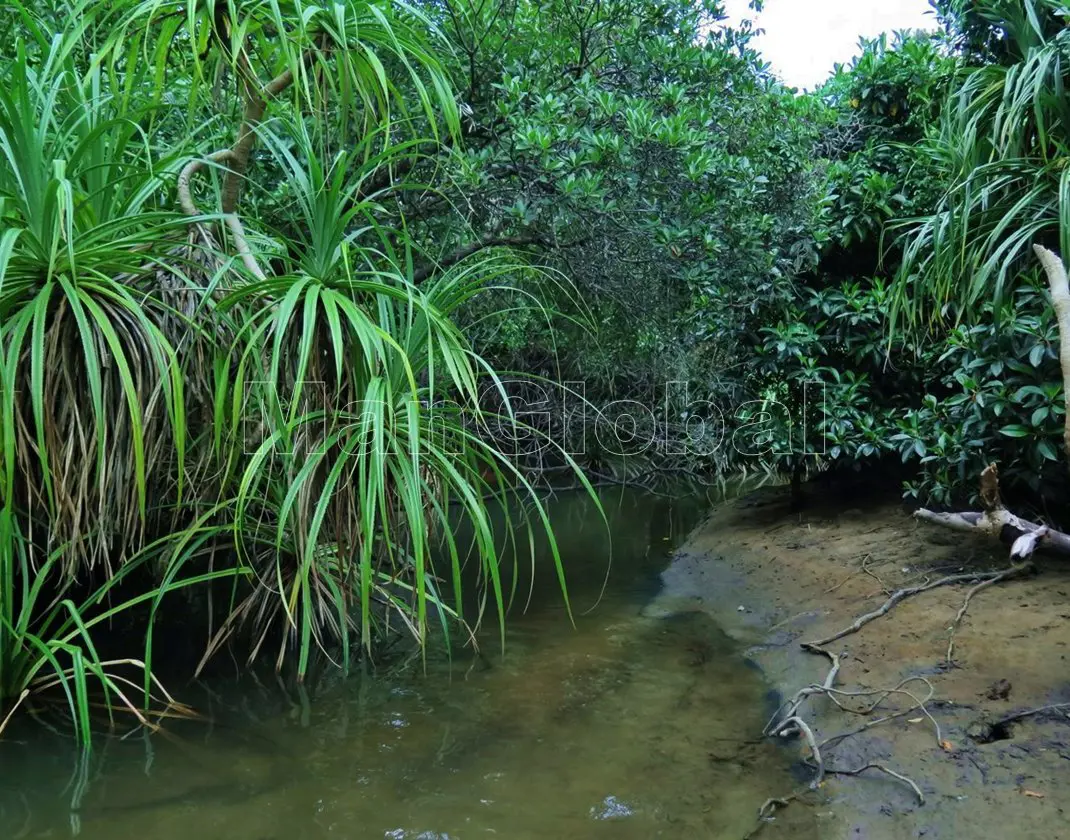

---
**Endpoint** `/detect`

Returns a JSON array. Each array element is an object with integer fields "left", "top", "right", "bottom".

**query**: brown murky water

[{"left": 0, "top": 488, "right": 816, "bottom": 839}]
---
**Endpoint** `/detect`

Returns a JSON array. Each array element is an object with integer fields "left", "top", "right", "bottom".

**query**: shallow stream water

[{"left": 0, "top": 488, "right": 816, "bottom": 839}]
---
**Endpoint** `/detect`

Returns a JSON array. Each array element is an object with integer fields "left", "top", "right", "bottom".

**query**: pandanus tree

[
  {"left": 895, "top": 0, "right": 1070, "bottom": 322},
  {"left": 0, "top": 0, "right": 590, "bottom": 743}
]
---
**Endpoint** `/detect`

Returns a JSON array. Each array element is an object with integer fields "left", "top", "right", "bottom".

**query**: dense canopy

[{"left": 2, "top": 0, "right": 1070, "bottom": 743}]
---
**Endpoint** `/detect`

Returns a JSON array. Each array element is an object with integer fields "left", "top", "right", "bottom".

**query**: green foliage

[
  {"left": 9, "top": 0, "right": 1070, "bottom": 748},
  {"left": 896, "top": 0, "right": 1070, "bottom": 324},
  {"left": 415, "top": 0, "right": 826, "bottom": 398},
  {"left": 752, "top": 274, "right": 1068, "bottom": 507},
  {"left": 744, "top": 13, "right": 1070, "bottom": 510},
  {"left": 0, "top": 0, "right": 596, "bottom": 742},
  {"left": 819, "top": 33, "right": 956, "bottom": 252},
  {"left": 735, "top": 32, "right": 953, "bottom": 488},
  {"left": 894, "top": 276, "right": 1067, "bottom": 504},
  {"left": 0, "top": 509, "right": 241, "bottom": 745}
]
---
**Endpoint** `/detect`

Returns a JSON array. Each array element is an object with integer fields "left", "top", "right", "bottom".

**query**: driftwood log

[{"left": 914, "top": 464, "right": 1070, "bottom": 559}]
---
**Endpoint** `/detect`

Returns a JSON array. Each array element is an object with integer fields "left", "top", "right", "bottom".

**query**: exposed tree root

[
  {"left": 748, "top": 249, "right": 1070, "bottom": 837},
  {"left": 945, "top": 563, "right": 1033, "bottom": 665},
  {"left": 751, "top": 643, "right": 926, "bottom": 837},
  {"left": 967, "top": 702, "right": 1070, "bottom": 744},
  {"left": 748, "top": 544, "right": 1031, "bottom": 837},
  {"left": 992, "top": 703, "right": 1070, "bottom": 729},
  {"left": 817, "top": 677, "right": 942, "bottom": 752},
  {"left": 742, "top": 792, "right": 809, "bottom": 840},
  {"left": 803, "top": 564, "right": 1031, "bottom": 649},
  {"left": 750, "top": 504, "right": 1033, "bottom": 836},
  {"left": 763, "top": 644, "right": 840, "bottom": 740},
  {"left": 826, "top": 762, "right": 925, "bottom": 804}
]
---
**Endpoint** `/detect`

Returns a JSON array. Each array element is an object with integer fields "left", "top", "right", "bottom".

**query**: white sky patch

[{"left": 720, "top": 0, "right": 937, "bottom": 90}]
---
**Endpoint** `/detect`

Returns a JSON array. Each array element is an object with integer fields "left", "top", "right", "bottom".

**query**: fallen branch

[{"left": 915, "top": 464, "right": 1070, "bottom": 557}]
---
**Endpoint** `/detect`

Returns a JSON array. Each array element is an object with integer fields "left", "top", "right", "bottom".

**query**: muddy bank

[{"left": 651, "top": 484, "right": 1070, "bottom": 839}]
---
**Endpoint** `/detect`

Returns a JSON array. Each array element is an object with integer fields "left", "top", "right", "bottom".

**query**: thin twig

[
  {"left": 824, "top": 555, "right": 873, "bottom": 595},
  {"left": 824, "top": 569, "right": 859, "bottom": 594},
  {"left": 860, "top": 554, "right": 891, "bottom": 595}
]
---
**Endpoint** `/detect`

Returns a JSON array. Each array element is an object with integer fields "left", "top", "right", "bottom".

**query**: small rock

[{"left": 986, "top": 679, "right": 1012, "bottom": 701}]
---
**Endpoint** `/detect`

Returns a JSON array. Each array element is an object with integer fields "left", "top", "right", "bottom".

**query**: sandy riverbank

[{"left": 650, "top": 483, "right": 1070, "bottom": 839}]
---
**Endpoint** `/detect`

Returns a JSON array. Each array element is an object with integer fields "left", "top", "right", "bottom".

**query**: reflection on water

[{"left": 0, "top": 487, "right": 815, "bottom": 840}]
